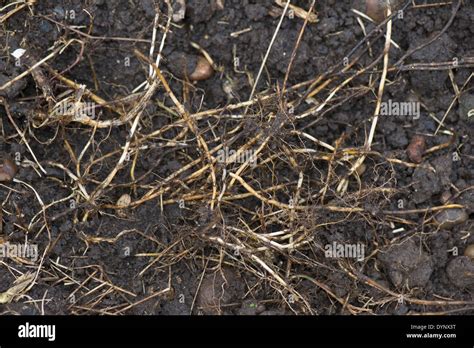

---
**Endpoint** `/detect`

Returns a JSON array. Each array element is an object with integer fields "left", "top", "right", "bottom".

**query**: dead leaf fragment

[{"left": 0, "top": 272, "right": 35, "bottom": 304}]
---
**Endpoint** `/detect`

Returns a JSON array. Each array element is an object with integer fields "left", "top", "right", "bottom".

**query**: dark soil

[{"left": 0, "top": 0, "right": 473, "bottom": 315}]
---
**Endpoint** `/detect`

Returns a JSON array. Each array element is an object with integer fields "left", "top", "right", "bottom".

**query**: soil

[{"left": 0, "top": 0, "right": 473, "bottom": 315}]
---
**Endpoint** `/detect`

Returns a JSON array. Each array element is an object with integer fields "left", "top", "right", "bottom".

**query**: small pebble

[
  {"left": 172, "top": 0, "right": 186, "bottom": 22},
  {"left": 189, "top": 56, "right": 214, "bottom": 81},
  {"left": 464, "top": 245, "right": 474, "bottom": 259},
  {"left": 355, "top": 163, "right": 366, "bottom": 176},
  {"left": 406, "top": 134, "right": 426, "bottom": 163},
  {"left": 0, "top": 157, "right": 18, "bottom": 182},
  {"left": 116, "top": 193, "right": 131, "bottom": 218},
  {"left": 116, "top": 193, "right": 131, "bottom": 207},
  {"left": 440, "top": 190, "right": 452, "bottom": 204},
  {"left": 363, "top": 0, "right": 405, "bottom": 23},
  {"left": 434, "top": 208, "right": 468, "bottom": 229}
]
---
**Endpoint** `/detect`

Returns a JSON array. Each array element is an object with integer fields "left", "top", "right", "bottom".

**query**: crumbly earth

[{"left": 0, "top": 0, "right": 473, "bottom": 315}]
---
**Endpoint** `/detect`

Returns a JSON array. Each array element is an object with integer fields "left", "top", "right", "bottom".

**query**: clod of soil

[
  {"left": 196, "top": 267, "right": 242, "bottom": 314},
  {"left": 463, "top": 245, "right": 474, "bottom": 259},
  {"left": 458, "top": 93, "right": 474, "bottom": 123},
  {"left": 411, "top": 166, "right": 441, "bottom": 204},
  {"left": 0, "top": 73, "right": 27, "bottom": 99},
  {"left": 378, "top": 239, "right": 433, "bottom": 288},
  {"left": 165, "top": 52, "right": 198, "bottom": 80},
  {"left": 186, "top": 0, "right": 219, "bottom": 24},
  {"left": 446, "top": 256, "right": 474, "bottom": 290},
  {"left": 237, "top": 299, "right": 266, "bottom": 315},
  {"left": 434, "top": 208, "right": 469, "bottom": 230},
  {"left": 409, "top": 33, "right": 457, "bottom": 96},
  {"left": 0, "top": 157, "right": 18, "bottom": 182},
  {"left": 459, "top": 190, "right": 474, "bottom": 213},
  {"left": 406, "top": 135, "right": 425, "bottom": 164}
]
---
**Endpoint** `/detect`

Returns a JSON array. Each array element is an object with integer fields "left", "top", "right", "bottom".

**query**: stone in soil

[
  {"left": 446, "top": 256, "right": 474, "bottom": 290},
  {"left": 378, "top": 238, "right": 433, "bottom": 288}
]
